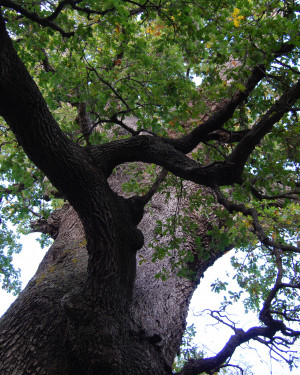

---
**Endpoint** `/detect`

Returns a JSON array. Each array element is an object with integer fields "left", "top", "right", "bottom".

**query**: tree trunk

[
  {"left": 0, "top": 180, "right": 222, "bottom": 375},
  {"left": 0, "top": 11, "right": 226, "bottom": 374}
]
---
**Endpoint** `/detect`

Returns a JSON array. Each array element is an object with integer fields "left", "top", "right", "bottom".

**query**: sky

[
  {"left": 187, "top": 254, "right": 300, "bottom": 375},
  {"left": 0, "top": 233, "right": 48, "bottom": 315},
  {"left": 0, "top": 234, "right": 299, "bottom": 375}
]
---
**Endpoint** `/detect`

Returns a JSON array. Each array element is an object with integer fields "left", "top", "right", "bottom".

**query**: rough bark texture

[
  {"left": 0, "top": 14, "right": 226, "bottom": 372},
  {"left": 0, "top": 182, "right": 222, "bottom": 375},
  {"left": 2, "top": 5, "right": 298, "bottom": 374}
]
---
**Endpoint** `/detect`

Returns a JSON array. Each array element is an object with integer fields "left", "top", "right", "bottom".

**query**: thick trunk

[
  {"left": 0, "top": 182, "right": 221, "bottom": 374},
  {"left": 0, "top": 11, "right": 225, "bottom": 374},
  {"left": 0, "top": 204, "right": 148, "bottom": 375},
  {"left": 0, "top": 204, "right": 169, "bottom": 375}
]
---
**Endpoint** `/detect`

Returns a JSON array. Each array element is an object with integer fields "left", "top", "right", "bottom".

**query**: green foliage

[
  {"left": 0, "top": 222, "right": 21, "bottom": 295},
  {"left": 0, "top": 0, "right": 299, "bottom": 343},
  {"left": 173, "top": 324, "right": 203, "bottom": 373},
  {"left": 0, "top": 3, "right": 299, "bottom": 375},
  {"left": 4, "top": 0, "right": 296, "bottom": 135},
  {"left": 0, "top": 119, "right": 62, "bottom": 293}
]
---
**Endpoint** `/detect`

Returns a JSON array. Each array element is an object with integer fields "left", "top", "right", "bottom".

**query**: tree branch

[
  {"left": 0, "top": 0, "right": 147, "bottom": 41},
  {"left": 91, "top": 75, "right": 299, "bottom": 188},
  {"left": 0, "top": 0, "right": 74, "bottom": 37},
  {"left": 164, "top": 41, "right": 296, "bottom": 155},
  {"left": 45, "top": 0, "right": 78, "bottom": 21},
  {"left": 226, "top": 78, "right": 300, "bottom": 169},
  {"left": 46, "top": 0, "right": 117, "bottom": 21},
  {"left": 124, "top": 168, "right": 168, "bottom": 226},
  {"left": 91, "top": 134, "right": 242, "bottom": 186},
  {"left": 165, "top": 64, "right": 267, "bottom": 153},
  {"left": 86, "top": 63, "right": 130, "bottom": 109},
  {"left": 0, "top": 12, "right": 92, "bottom": 207},
  {"left": 180, "top": 293, "right": 300, "bottom": 375},
  {"left": 178, "top": 324, "right": 291, "bottom": 375},
  {"left": 184, "top": 249, "right": 300, "bottom": 375},
  {"left": 213, "top": 186, "right": 300, "bottom": 254},
  {"left": 250, "top": 186, "right": 300, "bottom": 202},
  {"left": 137, "top": 168, "right": 168, "bottom": 206}
]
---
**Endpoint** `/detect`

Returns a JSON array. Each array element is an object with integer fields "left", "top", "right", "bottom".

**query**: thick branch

[
  {"left": 178, "top": 325, "right": 287, "bottom": 375},
  {"left": 0, "top": 181, "right": 62, "bottom": 201},
  {"left": 1, "top": 182, "right": 25, "bottom": 195},
  {"left": 0, "top": 0, "right": 74, "bottom": 37},
  {"left": 204, "top": 129, "right": 250, "bottom": 143},
  {"left": 139, "top": 168, "right": 168, "bottom": 206},
  {"left": 0, "top": 12, "right": 93, "bottom": 206},
  {"left": 46, "top": 0, "right": 116, "bottom": 21},
  {"left": 0, "top": 0, "right": 145, "bottom": 37},
  {"left": 70, "top": 0, "right": 144, "bottom": 17},
  {"left": 45, "top": 0, "right": 77, "bottom": 21},
  {"left": 227, "top": 78, "right": 300, "bottom": 169},
  {"left": 92, "top": 74, "right": 298, "bottom": 188},
  {"left": 91, "top": 135, "right": 241, "bottom": 186},
  {"left": 123, "top": 169, "right": 168, "bottom": 226},
  {"left": 181, "top": 250, "right": 300, "bottom": 375},
  {"left": 165, "top": 64, "right": 266, "bottom": 153},
  {"left": 93, "top": 77, "right": 290, "bottom": 186},
  {"left": 75, "top": 102, "right": 93, "bottom": 144},
  {"left": 165, "top": 41, "right": 296, "bottom": 154},
  {"left": 30, "top": 212, "right": 61, "bottom": 239}
]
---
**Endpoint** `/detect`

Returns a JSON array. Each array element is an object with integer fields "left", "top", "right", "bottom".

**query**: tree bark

[
  {"left": 0, "top": 10, "right": 227, "bottom": 374},
  {"left": 0, "top": 2, "right": 300, "bottom": 373},
  {"left": 0, "top": 178, "right": 223, "bottom": 375}
]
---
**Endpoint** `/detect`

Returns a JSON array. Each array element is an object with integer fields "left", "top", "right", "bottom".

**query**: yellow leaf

[
  {"left": 233, "top": 19, "right": 240, "bottom": 27},
  {"left": 115, "top": 23, "right": 121, "bottom": 34},
  {"left": 232, "top": 8, "right": 240, "bottom": 16}
]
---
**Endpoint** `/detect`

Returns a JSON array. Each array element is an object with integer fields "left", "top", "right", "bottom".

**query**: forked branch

[
  {"left": 213, "top": 186, "right": 300, "bottom": 254},
  {"left": 0, "top": 0, "right": 74, "bottom": 37},
  {"left": 180, "top": 278, "right": 300, "bottom": 375}
]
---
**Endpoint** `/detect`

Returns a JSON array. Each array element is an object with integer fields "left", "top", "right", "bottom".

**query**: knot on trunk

[{"left": 30, "top": 208, "right": 64, "bottom": 239}]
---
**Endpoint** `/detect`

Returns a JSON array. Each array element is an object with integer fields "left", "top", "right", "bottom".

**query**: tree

[{"left": 0, "top": 0, "right": 299, "bottom": 374}]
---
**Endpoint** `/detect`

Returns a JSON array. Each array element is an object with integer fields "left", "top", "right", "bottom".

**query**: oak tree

[{"left": 0, "top": 1, "right": 299, "bottom": 374}]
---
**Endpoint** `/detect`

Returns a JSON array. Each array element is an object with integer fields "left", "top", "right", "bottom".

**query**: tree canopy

[{"left": 0, "top": 0, "right": 299, "bottom": 374}]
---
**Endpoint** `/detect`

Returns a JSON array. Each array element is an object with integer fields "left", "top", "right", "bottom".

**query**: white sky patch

[
  {"left": 0, "top": 233, "right": 47, "bottom": 316},
  {"left": 188, "top": 252, "right": 300, "bottom": 375},
  {"left": 0, "top": 237, "right": 299, "bottom": 374}
]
